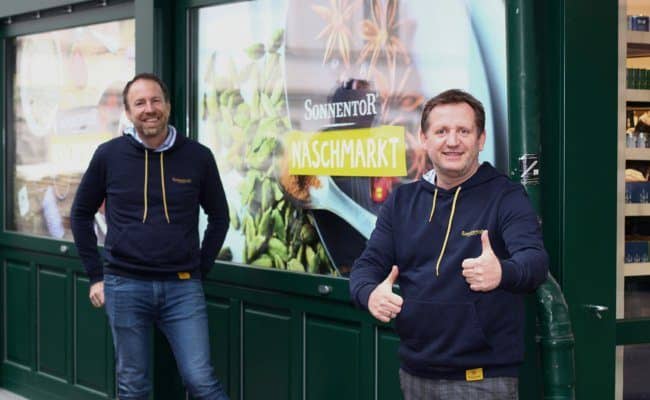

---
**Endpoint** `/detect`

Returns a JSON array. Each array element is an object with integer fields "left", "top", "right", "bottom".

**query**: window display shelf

[
  {"left": 625, "top": 147, "right": 650, "bottom": 160},
  {"left": 624, "top": 262, "right": 650, "bottom": 276},
  {"left": 625, "top": 203, "right": 650, "bottom": 216},
  {"left": 626, "top": 89, "right": 650, "bottom": 102}
]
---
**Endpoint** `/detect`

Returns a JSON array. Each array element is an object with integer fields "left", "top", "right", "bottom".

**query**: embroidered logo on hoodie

[
  {"left": 172, "top": 177, "right": 192, "bottom": 184},
  {"left": 461, "top": 229, "right": 485, "bottom": 237}
]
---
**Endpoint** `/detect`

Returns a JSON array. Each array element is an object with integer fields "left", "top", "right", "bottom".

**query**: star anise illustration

[
  {"left": 374, "top": 65, "right": 424, "bottom": 122},
  {"left": 374, "top": 65, "right": 427, "bottom": 179},
  {"left": 312, "top": 0, "right": 362, "bottom": 68},
  {"left": 358, "top": 0, "right": 410, "bottom": 76}
]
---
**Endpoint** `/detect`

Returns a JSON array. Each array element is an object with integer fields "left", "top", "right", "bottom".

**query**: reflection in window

[{"left": 8, "top": 19, "right": 135, "bottom": 242}]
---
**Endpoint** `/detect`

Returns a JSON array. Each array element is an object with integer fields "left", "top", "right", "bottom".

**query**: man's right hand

[
  {"left": 368, "top": 265, "right": 403, "bottom": 323},
  {"left": 89, "top": 281, "right": 105, "bottom": 308}
]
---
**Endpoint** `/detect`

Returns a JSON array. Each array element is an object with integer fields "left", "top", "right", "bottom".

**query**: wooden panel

[
  {"left": 74, "top": 275, "right": 112, "bottom": 394},
  {"left": 377, "top": 329, "right": 402, "bottom": 400},
  {"left": 243, "top": 305, "right": 291, "bottom": 400},
  {"left": 206, "top": 297, "right": 231, "bottom": 393},
  {"left": 38, "top": 268, "right": 68, "bottom": 379},
  {"left": 305, "top": 317, "right": 360, "bottom": 400},
  {"left": 5, "top": 261, "right": 32, "bottom": 367}
]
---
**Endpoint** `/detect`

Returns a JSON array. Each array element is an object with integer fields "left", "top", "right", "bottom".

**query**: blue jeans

[{"left": 103, "top": 274, "right": 229, "bottom": 400}]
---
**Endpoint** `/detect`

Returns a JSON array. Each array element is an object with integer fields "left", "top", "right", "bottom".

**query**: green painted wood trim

[
  {"left": 2, "top": 247, "right": 83, "bottom": 271},
  {"left": 534, "top": 0, "right": 565, "bottom": 283},
  {"left": 135, "top": 0, "right": 155, "bottom": 74},
  {"left": 203, "top": 280, "right": 385, "bottom": 325},
  {"left": 206, "top": 262, "right": 356, "bottom": 303},
  {"left": 185, "top": 0, "right": 236, "bottom": 9},
  {"left": 0, "top": 234, "right": 82, "bottom": 258},
  {"left": 172, "top": 1, "right": 188, "bottom": 135},
  {"left": 1, "top": 363, "right": 107, "bottom": 400},
  {"left": 1, "top": 3, "right": 133, "bottom": 37},
  {"left": 559, "top": 0, "right": 617, "bottom": 399},
  {"left": 290, "top": 308, "right": 303, "bottom": 400},
  {"left": 616, "top": 319, "right": 650, "bottom": 345},
  {"left": 0, "top": 38, "right": 6, "bottom": 240},
  {"left": 228, "top": 298, "right": 241, "bottom": 400},
  {"left": 0, "top": 1, "right": 89, "bottom": 20},
  {"left": 507, "top": 0, "right": 542, "bottom": 182},
  {"left": 359, "top": 321, "right": 375, "bottom": 400},
  {"left": 187, "top": 7, "right": 199, "bottom": 140}
]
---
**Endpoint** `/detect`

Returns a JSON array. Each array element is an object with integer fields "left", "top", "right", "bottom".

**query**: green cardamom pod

[
  {"left": 300, "top": 223, "right": 317, "bottom": 245},
  {"left": 260, "top": 179, "right": 272, "bottom": 211},
  {"left": 306, "top": 246, "right": 319, "bottom": 274},
  {"left": 271, "top": 209, "right": 285, "bottom": 242},
  {"left": 272, "top": 253, "right": 286, "bottom": 270},
  {"left": 268, "top": 237, "right": 289, "bottom": 261},
  {"left": 252, "top": 253, "right": 274, "bottom": 268},
  {"left": 286, "top": 258, "right": 304, "bottom": 272},
  {"left": 258, "top": 208, "right": 273, "bottom": 236}
]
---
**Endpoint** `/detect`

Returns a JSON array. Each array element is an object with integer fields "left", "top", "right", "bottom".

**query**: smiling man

[
  {"left": 349, "top": 89, "right": 549, "bottom": 400},
  {"left": 71, "top": 73, "right": 230, "bottom": 400}
]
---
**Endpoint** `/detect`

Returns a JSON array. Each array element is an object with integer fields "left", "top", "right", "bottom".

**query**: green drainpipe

[
  {"left": 507, "top": 1, "right": 575, "bottom": 399},
  {"left": 536, "top": 277, "right": 576, "bottom": 399}
]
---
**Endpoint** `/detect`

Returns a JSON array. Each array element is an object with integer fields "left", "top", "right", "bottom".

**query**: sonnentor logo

[
  {"left": 172, "top": 177, "right": 192, "bottom": 184},
  {"left": 461, "top": 229, "right": 484, "bottom": 237}
]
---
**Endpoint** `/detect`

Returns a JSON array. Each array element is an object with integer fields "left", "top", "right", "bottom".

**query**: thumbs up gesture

[
  {"left": 461, "top": 231, "right": 502, "bottom": 292},
  {"left": 368, "top": 265, "right": 403, "bottom": 323}
]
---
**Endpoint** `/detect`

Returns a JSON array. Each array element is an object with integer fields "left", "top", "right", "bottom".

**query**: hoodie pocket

[
  {"left": 109, "top": 223, "right": 195, "bottom": 265},
  {"left": 395, "top": 299, "right": 491, "bottom": 365}
]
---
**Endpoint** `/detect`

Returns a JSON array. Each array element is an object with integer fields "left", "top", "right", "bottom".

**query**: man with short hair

[
  {"left": 71, "top": 72, "right": 230, "bottom": 400},
  {"left": 349, "top": 89, "right": 548, "bottom": 400}
]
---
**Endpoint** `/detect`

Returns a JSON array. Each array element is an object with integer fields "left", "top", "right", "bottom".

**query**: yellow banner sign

[{"left": 286, "top": 125, "right": 407, "bottom": 176}]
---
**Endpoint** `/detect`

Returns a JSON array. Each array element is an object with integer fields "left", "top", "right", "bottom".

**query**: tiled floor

[{"left": 0, "top": 389, "right": 26, "bottom": 400}]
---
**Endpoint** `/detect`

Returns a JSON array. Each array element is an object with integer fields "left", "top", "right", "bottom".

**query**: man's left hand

[{"left": 461, "top": 230, "right": 501, "bottom": 292}]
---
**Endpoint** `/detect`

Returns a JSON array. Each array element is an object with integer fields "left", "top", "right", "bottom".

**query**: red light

[{"left": 371, "top": 177, "right": 393, "bottom": 203}]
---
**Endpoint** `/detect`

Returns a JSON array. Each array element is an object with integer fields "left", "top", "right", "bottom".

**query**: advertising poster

[
  {"left": 10, "top": 20, "right": 135, "bottom": 242},
  {"left": 197, "top": 0, "right": 507, "bottom": 276}
]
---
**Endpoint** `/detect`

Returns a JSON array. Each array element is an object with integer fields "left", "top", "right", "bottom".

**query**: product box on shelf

[
  {"left": 629, "top": 15, "right": 650, "bottom": 31},
  {"left": 625, "top": 182, "right": 650, "bottom": 203},
  {"left": 625, "top": 241, "right": 650, "bottom": 263}
]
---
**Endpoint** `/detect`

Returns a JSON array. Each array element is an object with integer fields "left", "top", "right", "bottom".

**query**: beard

[{"left": 140, "top": 125, "right": 165, "bottom": 136}]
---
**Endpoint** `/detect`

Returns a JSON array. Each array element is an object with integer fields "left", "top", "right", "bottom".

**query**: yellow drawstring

[
  {"left": 142, "top": 149, "right": 171, "bottom": 224},
  {"left": 433, "top": 186, "right": 462, "bottom": 276},
  {"left": 428, "top": 189, "right": 438, "bottom": 222},
  {"left": 160, "top": 152, "right": 170, "bottom": 223},
  {"left": 142, "top": 150, "right": 149, "bottom": 223}
]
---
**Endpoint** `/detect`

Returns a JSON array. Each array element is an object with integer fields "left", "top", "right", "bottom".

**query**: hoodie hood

[
  {"left": 420, "top": 162, "right": 502, "bottom": 193},
  {"left": 123, "top": 124, "right": 187, "bottom": 153}
]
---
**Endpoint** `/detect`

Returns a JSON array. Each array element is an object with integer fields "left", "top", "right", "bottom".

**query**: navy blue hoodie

[
  {"left": 349, "top": 163, "right": 548, "bottom": 379},
  {"left": 70, "top": 130, "right": 229, "bottom": 284}
]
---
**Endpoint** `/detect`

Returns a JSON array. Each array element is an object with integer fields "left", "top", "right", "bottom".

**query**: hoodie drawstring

[
  {"left": 142, "top": 149, "right": 170, "bottom": 224},
  {"left": 142, "top": 150, "right": 149, "bottom": 223},
  {"left": 160, "top": 152, "right": 170, "bottom": 223},
  {"left": 428, "top": 189, "right": 438, "bottom": 222},
  {"left": 428, "top": 186, "right": 462, "bottom": 276}
]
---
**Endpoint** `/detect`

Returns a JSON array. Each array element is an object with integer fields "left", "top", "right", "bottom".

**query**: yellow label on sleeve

[
  {"left": 177, "top": 272, "right": 191, "bottom": 280},
  {"left": 465, "top": 368, "right": 484, "bottom": 381}
]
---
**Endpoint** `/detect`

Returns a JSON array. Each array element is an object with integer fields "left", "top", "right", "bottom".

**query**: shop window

[
  {"left": 6, "top": 19, "right": 135, "bottom": 242},
  {"left": 193, "top": 0, "right": 507, "bottom": 275}
]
